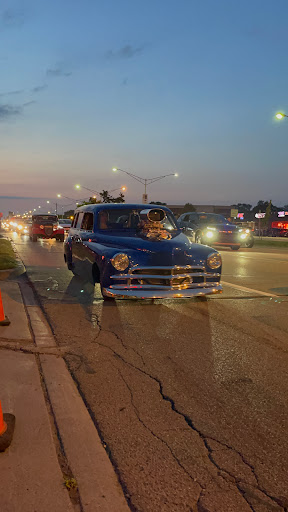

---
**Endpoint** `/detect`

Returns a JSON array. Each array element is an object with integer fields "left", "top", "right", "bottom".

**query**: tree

[
  {"left": 182, "top": 203, "right": 196, "bottom": 213},
  {"left": 231, "top": 203, "right": 252, "bottom": 213},
  {"left": 64, "top": 209, "right": 75, "bottom": 218},
  {"left": 77, "top": 190, "right": 126, "bottom": 207},
  {"left": 264, "top": 200, "right": 272, "bottom": 227},
  {"left": 252, "top": 200, "right": 279, "bottom": 214},
  {"left": 99, "top": 190, "right": 125, "bottom": 203}
]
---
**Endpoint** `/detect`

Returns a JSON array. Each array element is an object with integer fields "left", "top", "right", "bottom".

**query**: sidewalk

[{"left": 0, "top": 280, "right": 130, "bottom": 512}]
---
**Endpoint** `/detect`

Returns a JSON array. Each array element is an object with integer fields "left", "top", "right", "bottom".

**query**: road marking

[{"left": 221, "top": 281, "right": 278, "bottom": 297}]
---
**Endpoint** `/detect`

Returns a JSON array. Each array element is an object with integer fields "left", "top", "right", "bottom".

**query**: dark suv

[{"left": 178, "top": 212, "right": 254, "bottom": 250}]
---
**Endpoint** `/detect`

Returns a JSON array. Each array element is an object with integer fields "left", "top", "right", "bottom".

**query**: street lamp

[
  {"left": 112, "top": 167, "right": 178, "bottom": 203},
  {"left": 275, "top": 112, "right": 288, "bottom": 120}
]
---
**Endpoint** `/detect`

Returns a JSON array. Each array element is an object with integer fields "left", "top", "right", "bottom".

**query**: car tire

[
  {"left": 58, "top": 235, "right": 64, "bottom": 242},
  {"left": 195, "top": 232, "right": 203, "bottom": 244},
  {"left": 32, "top": 235, "right": 37, "bottom": 242},
  {"left": 231, "top": 245, "right": 240, "bottom": 250},
  {"left": 243, "top": 238, "right": 254, "bottom": 248}
]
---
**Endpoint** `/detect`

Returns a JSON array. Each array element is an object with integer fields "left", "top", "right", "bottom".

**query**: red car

[{"left": 29, "top": 214, "right": 65, "bottom": 242}]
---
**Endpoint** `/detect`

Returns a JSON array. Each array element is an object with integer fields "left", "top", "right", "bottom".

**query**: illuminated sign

[
  {"left": 255, "top": 213, "right": 265, "bottom": 219},
  {"left": 237, "top": 213, "right": 244, "bottom": 219},
  {"left": 278, "top": 211, "right": 288, "bottom": 217}
]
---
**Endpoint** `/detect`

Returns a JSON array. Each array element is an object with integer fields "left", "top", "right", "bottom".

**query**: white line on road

[{"left": 221, "top": 280, "right": 278, "bottom": 297}]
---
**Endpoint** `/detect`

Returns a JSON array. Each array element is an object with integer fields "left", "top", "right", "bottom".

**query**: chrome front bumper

[
  {"left": 102, "top": 283, "right": 222, "bottom": 299},
  {"left": 103, "top": 265, "right": 222, "bottom": 299}
]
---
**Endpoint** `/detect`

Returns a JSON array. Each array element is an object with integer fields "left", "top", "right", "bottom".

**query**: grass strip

[
  {"left": 0, "top": 239, "right": 18, "bottom": 270},
  {"left": 254, "top": 239, "right": 288, "bottom": 248}
]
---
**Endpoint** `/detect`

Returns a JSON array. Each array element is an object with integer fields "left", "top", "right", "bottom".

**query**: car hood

[{"left": 86, "top": 231, "right": 217, "bottom": 267}]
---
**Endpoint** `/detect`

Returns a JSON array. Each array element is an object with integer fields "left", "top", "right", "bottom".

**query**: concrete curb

[{"left": 20, "top": 281, "right": 130, "bottom": 512}]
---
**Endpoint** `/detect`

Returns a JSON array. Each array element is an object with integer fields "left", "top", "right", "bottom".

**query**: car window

[
  {"left": 189, "top": 214, "right": 197, "bottom": 223},
  {"left": 81, "top": 212, "right": 94, "bottom": 231},
  {"left": 59, "top": 219, "right": 72, "bottom": 225},
  {"left": 183, "top": 215, "right": 190, "bottom": 222},
  {"left": 71, "top": 213, "right": 78, "bottom": 228},
  {"left": 198, "top": 214, "right": 227, "bottom": 224},
  {"left": 75, "top": 213, "right": 84, "bottom": 229},
  {"left": 97, "top": 208, "right": 177, "bottom": 231}
]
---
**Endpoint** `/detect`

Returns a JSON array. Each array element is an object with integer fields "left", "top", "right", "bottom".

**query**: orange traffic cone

[
  {"left": 0, "top": 289, "right": 10, "bottom": 326},
  {"left": 0, "top": 401, "right": 15, "bottom": 452}
]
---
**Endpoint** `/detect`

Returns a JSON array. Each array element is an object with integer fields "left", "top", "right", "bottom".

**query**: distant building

[{"left": 168, "top": 204, "right": 233, "bottom": 217}]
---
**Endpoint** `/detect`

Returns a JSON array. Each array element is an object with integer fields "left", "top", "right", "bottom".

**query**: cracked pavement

[{"left": 11, "top": 235, "right": 288, "bottom": 512}]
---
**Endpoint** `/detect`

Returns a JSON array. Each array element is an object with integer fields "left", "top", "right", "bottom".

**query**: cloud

[
  {"left": 31, "top": 84, "right": 47, "bottom": 93},
  {"left": 0, "top": 100, "right": 35, "bottom": 121},
  {"left": 23, "top": 100, "right": 36, "bottom": 107},
  {"left": 46, "top": 65, "right": 72, "bottom": 77},
  {"left": 0, "top": 89, "right": 24, "bottom": 97},
  {"left": 106, "top": 44, "right": 144, "bottom": 61},
  {"left": 1, "top": 8, "right": 24, "bottom": 28},
  {"left": 0, "top": 104, "right": 22, "bottom": 120}
]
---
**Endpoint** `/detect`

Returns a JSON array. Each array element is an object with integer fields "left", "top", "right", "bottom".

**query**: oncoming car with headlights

[
  {"left": 64, "top": 204, "right": 222, "bottom": 300},
  {"left": 178, "top": 212, "right": 254, "bottom": 250}
]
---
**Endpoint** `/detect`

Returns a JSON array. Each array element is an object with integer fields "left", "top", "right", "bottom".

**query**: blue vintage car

[{"left": 64, "top": 204, "right": 223, "bottom": 299}]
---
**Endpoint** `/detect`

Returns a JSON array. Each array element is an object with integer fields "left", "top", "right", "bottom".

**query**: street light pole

[{"left": 112, "top": 168, "right": 178, "bottom": 203}]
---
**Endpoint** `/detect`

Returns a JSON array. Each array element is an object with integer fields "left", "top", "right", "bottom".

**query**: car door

[
  {"left": 70, "top": 212, "right": 84, "bottom": 273},
  {"left": 78, "top": 212, "right": 95, "bottom": 276}
]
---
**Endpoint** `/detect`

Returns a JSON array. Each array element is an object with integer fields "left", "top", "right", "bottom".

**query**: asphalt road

[{"left": 11, "top": 233, "right": 288, "bottom": 512}]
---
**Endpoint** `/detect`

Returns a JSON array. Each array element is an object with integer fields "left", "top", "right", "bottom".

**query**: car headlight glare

[
  {"left": 206, "top": 231, "right": 214, "bottom": 239},
  {"left": 207, "top": 252, "right": 222, "bottom": 269},
  {"left": 111, "top": 253, "right": 129, "bottom": 271},
  {"left": 240, "top": 233, "right": 247, "bottom": 239}
]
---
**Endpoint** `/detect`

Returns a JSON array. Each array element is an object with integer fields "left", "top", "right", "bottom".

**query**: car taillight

[{"left": 40, "top": 225, "right": 44, "bottom": 229}]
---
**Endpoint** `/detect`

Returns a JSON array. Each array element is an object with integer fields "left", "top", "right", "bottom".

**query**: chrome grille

[
  {"left": 109, "top": 266, "right": 221, "bottom": 291},
  {"left": 44, "top": 225, "right": 53, "bottom": 236}
]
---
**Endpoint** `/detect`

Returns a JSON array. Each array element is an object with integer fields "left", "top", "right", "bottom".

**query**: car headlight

[
  {"left": 206, "top": 230, "right": 214, "bottom": 239},
  {"left": 207, "top": 252, "right": 222, "bottom": 269},
  {"left": 111, "top": 253, "right": 129, "bottom": 271},
  {"left": 240, "top": 233, "right": 247, "bottom": 239}
]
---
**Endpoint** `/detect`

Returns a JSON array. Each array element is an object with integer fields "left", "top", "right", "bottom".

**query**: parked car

[
  {"left": 64, "top": 204, "right": 223, "bottom": 300},
  {"left": 178, "top": 212, "right": 254, "bottom": 250},
  {"left": 29, "top": 214, "right": 65, "bottom": 242},
  {"left": 58, "top": 218, "right": 72, "bottom": 234}
]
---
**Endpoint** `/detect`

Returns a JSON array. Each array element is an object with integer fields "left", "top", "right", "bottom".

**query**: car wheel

[
  {"left": 58, "top": 235, "right": 64, "bottom": 242},
  {"left": 195, "top": 232, "right": 203, "bottom": 244},
  {"left": 231, "top": 245, "right": 240, "bottom": 250},
  {"left": 32, "top": 235, "right": 37, "bottom": 242},
  {"left": 243, "top": 237, "right": 254, "bottom": 248}
]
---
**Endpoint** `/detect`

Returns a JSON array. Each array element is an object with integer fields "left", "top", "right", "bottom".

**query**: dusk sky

[{"left": 1, "top": 0, "right": 288, "bottom": 215}]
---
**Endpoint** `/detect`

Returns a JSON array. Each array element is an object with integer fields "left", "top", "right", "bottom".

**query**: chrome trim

[
  {"left": 111, "top": 272, "right": 220, "bottom": 280},
  {"left": 102, "top": 284, "right": 223, "bottom": 299},
  {"left": 105, "top": 264, "right": 222, "bottom": 298},
  {"left": 108, "top": 281, "right": 220, "bottom": 290}
]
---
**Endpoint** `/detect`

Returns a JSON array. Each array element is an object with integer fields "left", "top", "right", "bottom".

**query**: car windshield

[
  {"left": 97, "top": 208, "right": 178, "bottom": 231},
  {"left": 198, "top": 214, "right": 230, "bottom": 225},
  {"left": 59, "top": 219, "right": 71, "bottom": 225},
  {"left": 32, "top": 215, "right": 58, "bottom": 222}
]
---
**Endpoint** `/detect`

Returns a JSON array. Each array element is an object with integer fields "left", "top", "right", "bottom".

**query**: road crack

[
  {"left": 93, "top": 337, "right": 286, "bottom": 511},
  {"left": 116, "top": 366, "right": 204, "bottom": 494}
]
